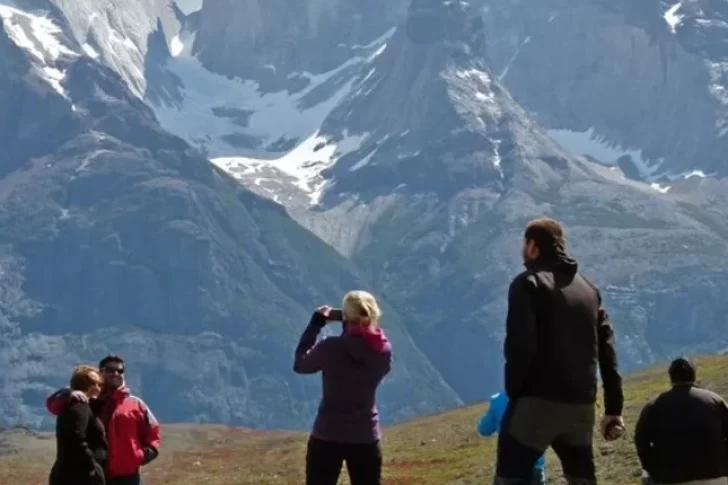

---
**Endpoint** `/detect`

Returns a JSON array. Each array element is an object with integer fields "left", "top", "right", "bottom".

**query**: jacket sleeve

[
  {"left": 595, "top": 288, "right": 624, "bottom": 416},
  {"left": 503, "top": 275, "right": 538, "bottom": 399},
  {"left": 293, "top": 312, "right": 333, "bottom": 374},
  {"left": 383, "top": 349, "right": 393, "bottom": 377},
  {"left": 46, "top": 388, "right": 71, "bottom": 416},
  {"left": 137, "top": 399, "right": 161, "bottom": 464},
  {"left": 719, "top": 397, "right": 728, "bottom": 453},
  {"left": 60, "top": 404, "right": 97, "bottom": 473},
  {"left": 634, "top": 401, "right": 655, "bottom": 474}
]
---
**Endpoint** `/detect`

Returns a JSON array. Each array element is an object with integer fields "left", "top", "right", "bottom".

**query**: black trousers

[
  {"left": 495, "top": 397, "right": 597, "bottom": 485},
  {"left": 306, "top": 436, "right": 382, "bottom": 485},
  {"left": 108, "top": 472, "right": 141, "bottom": 485}
]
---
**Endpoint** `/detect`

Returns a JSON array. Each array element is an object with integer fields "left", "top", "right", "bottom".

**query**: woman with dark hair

[
  {"left": 49, "top": 365, "right": 108, "bottom": 485},
  {"left": 294, "top": 290, "right": 393, "bottom": 485}
]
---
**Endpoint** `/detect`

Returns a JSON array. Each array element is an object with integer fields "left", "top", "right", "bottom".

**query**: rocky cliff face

[
  {"left": 193, "top": 0, "right": 408, "bottom": 88},
  {"left": 480, "top": 0, "right": 728, "bottom": 180}
]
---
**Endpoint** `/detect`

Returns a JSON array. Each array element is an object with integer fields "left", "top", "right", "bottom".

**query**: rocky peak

[
  {"left": 318, "top": 0, "right": 566, "bottom": 201},
  {"left": 192, "top": 0, "right": 408, "bottom": 89}
]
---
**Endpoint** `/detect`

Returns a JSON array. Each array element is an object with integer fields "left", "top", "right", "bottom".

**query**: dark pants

[
  {"left": 495, "top": 397, "right": 596, "bottom": 485},
  {"left": 108, "top": 472, "right": 141, "bottom": 485},
  {"left": 306, "top": 436, "right": 382, "bottom": 485}
]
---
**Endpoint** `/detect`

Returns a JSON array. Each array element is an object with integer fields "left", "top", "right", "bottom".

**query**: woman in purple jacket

[{"left": 294, "top": 290, "right": 392, "bottom": 485}]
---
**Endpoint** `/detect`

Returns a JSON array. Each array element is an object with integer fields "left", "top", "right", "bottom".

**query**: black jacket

[
  {"left": 50, "top": 401, "right": 108, "bottom": 485},
  {"left": 634, "top": 384, "right": 728, "bottom": 484},
  {"left": 504, "top": 254, "right": 624, "bottom": 416}
]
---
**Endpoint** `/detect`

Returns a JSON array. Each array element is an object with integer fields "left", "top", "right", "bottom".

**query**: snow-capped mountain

[{"left": 3, "top": 0, "right": 728, "bottom": 426}]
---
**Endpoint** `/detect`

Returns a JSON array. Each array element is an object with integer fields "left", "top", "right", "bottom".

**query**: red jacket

[{"left": 47, "top": 386, "right": 161, "bottom": 479}]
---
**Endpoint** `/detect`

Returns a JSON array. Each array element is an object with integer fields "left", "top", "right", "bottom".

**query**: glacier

[{"left": 147, "top": 23, "right": 388, "bottom": 206}]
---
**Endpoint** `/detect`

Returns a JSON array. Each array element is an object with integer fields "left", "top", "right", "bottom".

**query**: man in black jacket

[
  {"left": 494, "top": 217, "right": 625, "bottom": 485},
  {"left": 634, "top": 358, "right": 728, "bottom": 485}
]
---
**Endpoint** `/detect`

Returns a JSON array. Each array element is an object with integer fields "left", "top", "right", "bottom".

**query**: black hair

[
  {"left": 99, "top": 354, "right": 124, "bottom": 370},
  {"left": 668, "top": 357, "right": 696, "bottom": 384}
]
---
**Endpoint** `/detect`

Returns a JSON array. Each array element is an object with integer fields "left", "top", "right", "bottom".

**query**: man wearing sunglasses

[{"left": 45, "top": 355, "right": 161, "bottom": 485}]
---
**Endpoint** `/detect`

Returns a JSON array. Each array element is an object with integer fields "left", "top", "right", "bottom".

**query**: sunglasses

[{"left": 103, "top": 367, "right": 124, "bottom": 375}]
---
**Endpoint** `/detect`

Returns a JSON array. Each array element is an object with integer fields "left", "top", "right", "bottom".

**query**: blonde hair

[
  {"left": 70, "top": 365, "right": 103, "bottom": 392},
  {"left": 342, "top": 291, "right": 382, "bottom": 327}
]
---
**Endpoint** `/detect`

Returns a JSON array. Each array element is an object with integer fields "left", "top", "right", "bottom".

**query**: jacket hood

[
  {"left": 343, "top": 324, "right": 392, "bottom": 355},
  {"left": 526, "top": 250, "right": 579, "bottom": 277}
]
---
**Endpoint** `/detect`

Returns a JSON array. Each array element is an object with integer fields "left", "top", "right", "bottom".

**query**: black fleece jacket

[
  {"left": 51, "top": 401, "right": 108, "bottom": 485},
  {"left": 504, "top": 252, "right": 624, "bottom": 416},
  {"left": 635, "top": 384, "right": 728, "bottom": 484}
]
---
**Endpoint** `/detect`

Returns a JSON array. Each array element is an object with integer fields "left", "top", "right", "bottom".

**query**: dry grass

[{"left": 2, "top": 355, "right": 726, "bottom": 484}]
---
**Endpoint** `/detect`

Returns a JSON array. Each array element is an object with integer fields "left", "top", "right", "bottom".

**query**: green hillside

[{"left": 2, "top": 355, "right": 726, "bottom": 484}]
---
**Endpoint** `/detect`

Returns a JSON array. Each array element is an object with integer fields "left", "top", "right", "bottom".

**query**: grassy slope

[{"left": 2, "top": 355, "right": 726, "bottom": 485}]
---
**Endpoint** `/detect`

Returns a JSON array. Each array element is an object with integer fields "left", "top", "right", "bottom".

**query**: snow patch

[
  {"left": 169, "top": 34, "right": 184, "bottom": 57},
  {"left": 367, "top": 43, "right": 387, "bottom": 62},
  {"left": 151, "top": 31, "right": 366, "bottom": 159},
  {"left": 76, "top": 150, "right": 110, "bottom": 172},
  {"left": 492, "top": 139, "right": 504, "bottom": 178},
  {"left": 213, "top": 131, "right": 368, "bottom": 205},
  {"left": 664, "top": 2, "right": 684, "bottom": 34},
  {"left": 650, "top": 183, "right": 671, "bottom": 194},
  {"left": 683, "top": 170, "right": 706, "bottom": 179},
  {"left": 0, "top": 3, "right": 77, "bottom": 97},
  {"left": 456, "top": 68, "right": 497, "bottom": 104},
  {"left": 666, "top": 169, "right": 710, "bottom": 181},
  {"left": 457, "top": 69, "right": 491, "bottom": 84},
  {"left": 82, "top": 43, "right": 99, "bottom": 59},
  {"left": 349, "top": 150, "right": 376, "bottom": 172},
  {"left": 548, "top": 128, "right": 662, "bottom": 179}
]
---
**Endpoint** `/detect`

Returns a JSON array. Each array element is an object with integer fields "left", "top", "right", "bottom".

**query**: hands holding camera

[{"left": 315, "top": 305, "right": 343, "bottom": 322}]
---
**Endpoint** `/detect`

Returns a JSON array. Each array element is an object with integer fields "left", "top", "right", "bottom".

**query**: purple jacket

[{"left": 294, "top": 312, "right": 392, "bottom": 443}]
